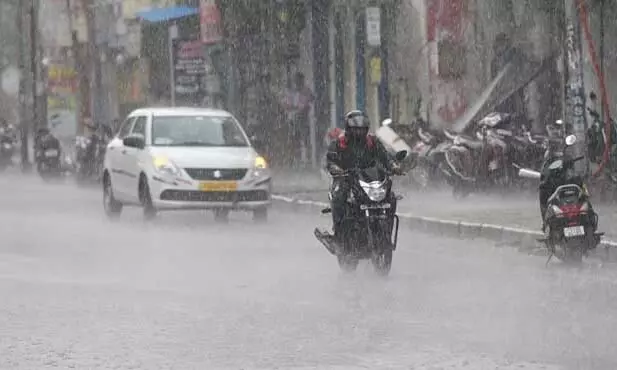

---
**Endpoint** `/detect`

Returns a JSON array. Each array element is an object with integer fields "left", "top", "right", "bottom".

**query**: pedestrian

[{"left": 282, "top": 72, "right": 315, "bottom": 166}]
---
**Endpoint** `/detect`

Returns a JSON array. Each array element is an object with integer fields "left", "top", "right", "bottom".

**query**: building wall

[{"left": 582, "top": 1, "right": 617, "bottom": 124}]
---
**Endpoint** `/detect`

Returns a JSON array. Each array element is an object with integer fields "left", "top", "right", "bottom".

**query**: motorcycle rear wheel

[
  {"left": 563, "top": 244, "right": 583, "bottom": 265},
  {"left": 337, "top": 254, "right": 359, "bottom": 273}
]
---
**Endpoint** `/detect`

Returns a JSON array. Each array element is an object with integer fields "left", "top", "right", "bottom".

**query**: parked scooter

[
  {"left": 518, "top": 134, "right": 603, "bottom": 264},
  {"left": 0, "top": 129, "right": 15, "bottom": 171}
]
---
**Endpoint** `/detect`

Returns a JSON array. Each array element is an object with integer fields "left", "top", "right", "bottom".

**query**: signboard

[
  {"left": 46, "top": 65, "right": 77, "bottom": 141},
  {"left": 172, "top": 38, "right": 207, "bottom": 102},
  {"left": 366, "top": 7, "right": 381, "bottom": 47},
  {"left": 369, "top": 56, "right": 382, "bottom": 84},
  {"left": 200, "top": 0, "right": 223, "bottom": 45}
]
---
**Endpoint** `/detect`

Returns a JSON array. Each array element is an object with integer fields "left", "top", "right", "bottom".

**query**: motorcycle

[
  {"left": 379, "top": 117, "right": 449, "bottom": 189},
  {"left": 36, "top": 145, "right": 63, "bottom": 180},
  {"left": 518, "top": 135, "right": 603, "bottom": 264},
  {"left": 411, "top": 126, "right": 452, "bottom": 189},
  {"left": 0, "top": 134, "right": 15, "bottom": 170},
  {"left": 75, "top": 134, "right": 106, "bottom": 184},
  {"left": 314, "top": 150, "right": 408, "bottom": 276},
  {"left": 442, "top": 112, "right": 519, "bottom": 197}
]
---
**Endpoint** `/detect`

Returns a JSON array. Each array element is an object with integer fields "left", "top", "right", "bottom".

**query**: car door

[
  {"left": 106, "top": 116, "right": 136, "bottom": 201},
  {"left": 119, "top": 115, "right": 148, "bottom": 203}
]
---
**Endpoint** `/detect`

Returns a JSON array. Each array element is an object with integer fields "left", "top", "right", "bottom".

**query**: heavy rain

[{"left": 1, "top": 0, "right": 617, "bottom": 368}]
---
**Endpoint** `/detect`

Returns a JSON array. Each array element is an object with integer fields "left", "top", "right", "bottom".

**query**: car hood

[{"left": 148, "top": 146, "right": 258, "bottom": 168}]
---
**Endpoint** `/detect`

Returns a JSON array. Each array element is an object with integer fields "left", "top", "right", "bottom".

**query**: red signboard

[
  {"left": 426, "top": 0, "right": 469, "bottom": 124},
  {"left": 200, "top": 0, "right": 222, "bottom": 45}
]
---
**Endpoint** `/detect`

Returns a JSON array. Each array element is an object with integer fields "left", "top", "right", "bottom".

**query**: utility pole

[
  {"left": 561, "top": 0, "right": 589, "bottom": 176},
  {"left": 30, "top": 0, "right": 39, "bottom": 134},
  {"left": 74, "top": 0, "right": 93, "bottom": 135},
  {"left": 18, "top": 0, "right": 30, "bottom": 170}
]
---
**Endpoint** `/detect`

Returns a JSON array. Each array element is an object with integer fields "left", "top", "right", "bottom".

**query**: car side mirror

[
  {"left": 123, "top": 134, "right": 145, "bottom": 149},
  {"left": 395, "top": 150, "right": 408, "bottom": 161}
]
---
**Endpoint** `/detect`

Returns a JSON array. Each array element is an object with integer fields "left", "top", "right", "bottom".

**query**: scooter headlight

[{"left": 359, "top": 180, "right": 387, "bottom": 201}]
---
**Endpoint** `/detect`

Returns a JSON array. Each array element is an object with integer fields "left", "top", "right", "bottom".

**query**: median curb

[{"left": 272, "top": 194, "right": 617, "bottom": 262}]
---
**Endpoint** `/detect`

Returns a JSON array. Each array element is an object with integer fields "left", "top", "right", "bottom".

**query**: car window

[
  {"left": 117, "top": 117, "right": 135, "bottom": 138},
  {"left": 151, "top": 115, "right": 249, "bottom": 147},
  {"left": 131, "top": 116, "right": 147, "bottom": 137}
]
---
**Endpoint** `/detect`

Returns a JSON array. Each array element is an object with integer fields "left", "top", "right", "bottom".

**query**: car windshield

[{"left": 151, "top": 115, "right": 249, "bottom": 147}]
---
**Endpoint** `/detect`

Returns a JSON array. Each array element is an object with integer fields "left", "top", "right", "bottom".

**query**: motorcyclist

[
  {"left": 35, "top": 127, "right": 61, "bottom": 162},
  {"left": 326, "top": 110, "right": 404, "bottom": 241}
]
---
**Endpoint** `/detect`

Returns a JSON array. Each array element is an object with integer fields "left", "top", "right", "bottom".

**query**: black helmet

[{"left": 344, "top": 110, "right": 370, "bottom": 141}]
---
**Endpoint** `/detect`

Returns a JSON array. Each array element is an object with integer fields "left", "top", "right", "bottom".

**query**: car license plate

[
  {"left": 199, "top": 181, "right": 237, "bottom": 192},
  {"left": 563, "top": 226, "right": 585, "bottom": 238},
  {"left": 44, "top": 149, "right": 58, "bottom": 157},
  {"left": 360, "top": 203, "right": 391, "bottom": 210}
]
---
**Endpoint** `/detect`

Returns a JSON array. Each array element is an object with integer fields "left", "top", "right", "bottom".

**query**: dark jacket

[{"left": 326, "top": 133, "right": 392, "bottom": 173}]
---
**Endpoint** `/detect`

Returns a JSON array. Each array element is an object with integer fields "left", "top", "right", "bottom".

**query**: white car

[{"left": 102, "top": 107, "right": 272, "bottom": 222}]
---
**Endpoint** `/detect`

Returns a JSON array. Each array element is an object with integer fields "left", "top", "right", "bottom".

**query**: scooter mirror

[
  {"left": 381, "top": 118, "right": 392, "bottom": 127},
  {"left": 565, "top": 135, "right": 577, "bottom": 146}
]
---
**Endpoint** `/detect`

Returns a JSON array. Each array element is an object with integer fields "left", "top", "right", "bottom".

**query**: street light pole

[
  {"left": 17, "top": 0, "right": 30, "bottom": 171},
  {"left": 30, "top": 0, "right": 39, "bottom": 134}
]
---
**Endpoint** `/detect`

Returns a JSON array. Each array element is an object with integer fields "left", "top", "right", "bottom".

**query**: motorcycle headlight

[
  {"left": 360, "top": 180, "right": 387, "bottom": 201},
  {"left": 152, "top": 156, "right": 181, "bottom": 177}
]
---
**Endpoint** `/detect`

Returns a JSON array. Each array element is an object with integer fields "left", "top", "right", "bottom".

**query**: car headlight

[
  {"left": 255, "top": 156, "right": 268, "bottom": 169},
  {"left": 252, "top": 155, "right": 270, "bottom": 179},
  {"left": 153, "top": 156, "right": 181, "bottom": 177},
  {"left": 360, "top": 180, "right": 387, "bottom": 202}
]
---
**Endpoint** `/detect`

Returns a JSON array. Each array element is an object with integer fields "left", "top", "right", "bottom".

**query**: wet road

[{"left": 1, "top": 175, "right": 616, "bottom": 369}]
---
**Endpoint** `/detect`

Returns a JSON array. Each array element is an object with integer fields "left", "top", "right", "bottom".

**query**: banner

[
  {"left": 46, "top": 64, "right": 77, "bottom": 141},
  {"left": 173, "top": 37, "right": 207, "bottom": 103},
  {"left": 200, "top": 0, "right": 222, "bottom": 45}
]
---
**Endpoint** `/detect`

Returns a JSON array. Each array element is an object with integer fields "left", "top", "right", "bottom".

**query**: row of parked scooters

[
  {"left": 385, "top": 93, "right": 617, "bottom": 197},
  {"left": 382, "top": 112, "right": 549, "bottom": 197}
]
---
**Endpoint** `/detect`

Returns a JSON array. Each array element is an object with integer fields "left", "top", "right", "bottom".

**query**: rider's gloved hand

[
  {"left": 328, "top": 164, "right": 345, "bottom": 176},
  {"left": 390, "top": 162, "right": 404, "bottom": 175}
]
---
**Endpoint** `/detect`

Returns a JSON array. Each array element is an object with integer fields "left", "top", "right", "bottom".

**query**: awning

[{"left": 136, "top": 6, "right": 198, "bottom": 23}]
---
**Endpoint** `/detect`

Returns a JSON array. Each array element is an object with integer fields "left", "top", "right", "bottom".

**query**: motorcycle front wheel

[
  {"left": 371, "top": 249, "right": 392, "bottom": 276},
  {"left": 337, "top": 254, "right": 359, "bottom": 273}
]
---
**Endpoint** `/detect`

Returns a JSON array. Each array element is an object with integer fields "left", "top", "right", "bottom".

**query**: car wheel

[
  {"left": 139, "top": 176, "right": 157, "bottom": 221},
  {"left": 103, "top": 175, "right": 123, "bottom": 219},
  {"left": 253, "top": 207, "right": 268, "bottom": 223},
  {"left": 214, "top": 209, "right": 230, "bottom": 223}
]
